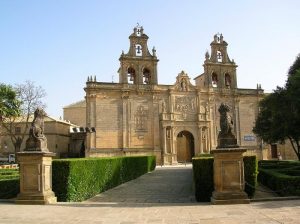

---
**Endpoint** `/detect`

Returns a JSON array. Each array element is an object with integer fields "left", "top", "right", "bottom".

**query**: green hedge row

[
  {"left": 244, "top": 156, "right": 258, "bottom": 198},
  {"left": 192, "top": 156, "right": 214, "bottom": 202},
  {"left": 0, "top": 170, "right": 19, "bottom": 180},
  {"left": 192, "top": 155, "right": 258, "bottom": 202},
  {"left": 0, "top": 178, "right": 19, "bottom": 199},
  {"left": 52, "top": 156, "right": 156, "bottom": 202},
  {"left": 258, "top": 160, "right": 300, "bottom": 196}
]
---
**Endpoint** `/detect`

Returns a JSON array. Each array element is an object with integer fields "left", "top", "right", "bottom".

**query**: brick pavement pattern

[{"left": 0, "top": 165, "right": 299, "bottom": 224}]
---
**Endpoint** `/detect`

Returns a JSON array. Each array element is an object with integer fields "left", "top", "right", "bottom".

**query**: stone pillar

[
  {"left": 211, "top": 148, "right": 249, "bottom": 205},
  {"left": 16, "top": 152, "right": 57, "bottom": 205},
  {"left": 199, "top": 126, "right": 203, "bottom": 154}
]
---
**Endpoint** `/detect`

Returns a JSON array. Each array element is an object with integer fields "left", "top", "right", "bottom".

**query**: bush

[
  {"left": 52, "top": 156, "right": 156, "bottom": 202},
  {"left": 192, "top": 155, "right": 258, "bottom": 202},
  {"left": 258, "top": 160, "right": 300, "bottom": 196},
  {"left": 192, "top": 157, "right": 214, "bottom": 202},
  {"left": 0, "top": 178, "right": 19, "bottom": 199},
  {"left": 0, "top": 169, "right": 19, "bottom": 181},
  {"left": 243, "top": 156, "right": 258, "bottom": 198}
]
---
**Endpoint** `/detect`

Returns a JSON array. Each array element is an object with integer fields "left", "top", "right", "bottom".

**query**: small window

[{"left": 15, "top": 127, "right": 21, "bottom": 134}]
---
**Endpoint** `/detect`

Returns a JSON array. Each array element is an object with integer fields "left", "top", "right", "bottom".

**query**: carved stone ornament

[
  {"left": 174, "top": 71, "right": 194, "bottom": 91},
  {"left": 25, "top": 108, "right": 48, "bottom": 152},
  {"left": 175, "top": 96, "right": 196, "bottom": 119},
  {"left": 135, "top": 105, "right": 148, "bottom": 132},
  {"left": 217, "top": 103, "right": 238, "bottom": 148}
]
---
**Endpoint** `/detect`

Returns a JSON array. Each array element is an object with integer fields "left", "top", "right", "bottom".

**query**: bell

[{"left": 130, "top": 75, "right": 134, "bottom": 81}]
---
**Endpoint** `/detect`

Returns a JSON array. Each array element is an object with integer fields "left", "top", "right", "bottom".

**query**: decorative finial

[
  {"left": 205, "top": 51, "right": 210, "bottom": 60},
  {"left": 152, "top": 46, "right": 156, "bottom": 56},
  {"left": 94, "top": 76, "right": 96, "bottom": 82},
  {"left": 87, "top": 76, "right": 90, "bottom": 82}
]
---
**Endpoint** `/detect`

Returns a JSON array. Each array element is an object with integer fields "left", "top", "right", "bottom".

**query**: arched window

[
  {"left": 127, "top": 67, "right": 136, "bottom": 84},
  {"left": 143, "top": 68, "right": 151, "bottom": 84},
  {"left": 212, "top": 73, "right": 218, "bottom": 87},
  {"left": 225, "top": 73, "right": 231, "bottom": 88}
]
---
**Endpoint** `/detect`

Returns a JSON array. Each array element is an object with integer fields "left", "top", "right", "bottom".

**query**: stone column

[
  {"left": 199, "top": 126, "right": 203, "bottom": 154},
  {"left": 162, "top": 126, "right": 167, "bottom": 164},
  {"left": 211, "top": 148, "right": 249, "bottom": 204}
]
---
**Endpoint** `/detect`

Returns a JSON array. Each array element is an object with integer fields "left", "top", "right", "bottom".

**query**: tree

[
  {"left": 0, "top": 84, "right": 21, "bottom": 121},
  {"left": 1, "top": 80, "right": 46, "bottom": 153},
  {"left": 253, "top": 55, "right": 300, "bottom": 160}
]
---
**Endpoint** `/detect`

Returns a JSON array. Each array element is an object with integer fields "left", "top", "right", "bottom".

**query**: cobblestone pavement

[
  {"left": 0, "top": 165, "right": 299, "bottom": 224},
  {"left": 86, "top": 165, "right": 195, "bottom": 204}
]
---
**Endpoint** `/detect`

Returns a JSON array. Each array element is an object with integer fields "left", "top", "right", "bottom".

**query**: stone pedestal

[
  {"left": 211, "top": 148, "right": 250, "bottom": 205},
  {"left": 16, "top": 152, "right": 57, "bottom": 205}
]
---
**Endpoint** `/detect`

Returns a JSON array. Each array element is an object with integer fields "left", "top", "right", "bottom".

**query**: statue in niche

[
  {"left": 217, "top": 103, "right": 238, "bottom": 148},
  {"left": 25, "top": 108, "right": 48, "bottom": 152},
  {"left": 162, "top": 101, "right": 167, "bottom": 113},
  {"left": 181, "top": 79, "right": 187, "bottom": 91}
]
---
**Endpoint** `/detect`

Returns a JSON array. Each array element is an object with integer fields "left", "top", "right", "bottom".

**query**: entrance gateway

[{"left": 176, "top": 131, "right": 195, "bottom": 162}]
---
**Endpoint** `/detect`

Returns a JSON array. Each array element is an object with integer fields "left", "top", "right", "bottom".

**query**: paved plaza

[{"left": 0, "top": 165, "right": 299, "bottom": 224}]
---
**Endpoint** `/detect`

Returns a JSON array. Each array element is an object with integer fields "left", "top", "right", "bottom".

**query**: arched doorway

[{"left": 176, "top": 131, "right": 195, "bottom": 162}]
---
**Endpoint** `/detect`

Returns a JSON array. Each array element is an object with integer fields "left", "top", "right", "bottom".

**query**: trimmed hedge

[
  {"left": 192, "top": 155, "right": 258, "bottom": 202},
  {"left": 258, "top": 160, "right": 300, "bottom": 196},
  {"left": 0, "top": 169, "right": 19, "bottom": 180},
  {"left": 244, "top": 156, "right": 258, "bottom": 198},
  {"left": 52, "top": 156, "right": 156, "bottom": 202},
  {"left": 0, "top": 178, "right": 19, "bottom": 199},
  {"left": 192, "top": 156, "right": 214, "bottom": 202}
]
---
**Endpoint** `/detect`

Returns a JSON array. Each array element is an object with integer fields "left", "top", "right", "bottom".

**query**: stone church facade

[{"left": 65, "top": 26, "right": 266, "bottom": 164}]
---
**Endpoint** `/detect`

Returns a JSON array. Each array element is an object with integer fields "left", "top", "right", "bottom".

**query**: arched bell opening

[
  {"left": 225, "top": 73, "right": 231, "bottom": 88},
  {"left": 143, "top": 68, "right": 151, "bottom": 84},
  {"left": 212, "top": 72, "right": 218, "bottom": 87},
  {"left": 127, "top": 67, "right": 136, "bottom": 84}
]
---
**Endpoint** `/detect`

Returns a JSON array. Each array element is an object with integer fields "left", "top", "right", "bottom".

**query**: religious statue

[
  {"left": 181, "top": 80, "right": 187, "bottom": 91},
  {"left": 217, "top": 103, "right": 238, "bottom": 148},
  {"left": 162, "top": 101, "right": 167, "bottom": 113},
  {"left": 25, "top": 107, "right": 48, "bottom": 152}
]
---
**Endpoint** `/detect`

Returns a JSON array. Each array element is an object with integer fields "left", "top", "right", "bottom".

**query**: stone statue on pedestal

[
  {"left": 217, "top": 103, "right": 238, "bottom": 148},
  {"left": 25, "top": 107, "right": 48, "bottom": 152},
  {"left": 16, "top": 107, "right": 57, "bottom": 204}
]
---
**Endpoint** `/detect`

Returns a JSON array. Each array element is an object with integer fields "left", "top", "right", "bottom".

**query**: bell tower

[
  {"left": 119, "top": 25, "right": 159, "bottom": 85},
  {"left": 203, "top": 33, "right": 238, "bottom": 89}
]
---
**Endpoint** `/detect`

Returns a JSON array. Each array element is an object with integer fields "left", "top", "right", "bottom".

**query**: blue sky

[{"left": 1, "top": 1, "right": 299, "bottom": 118}]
